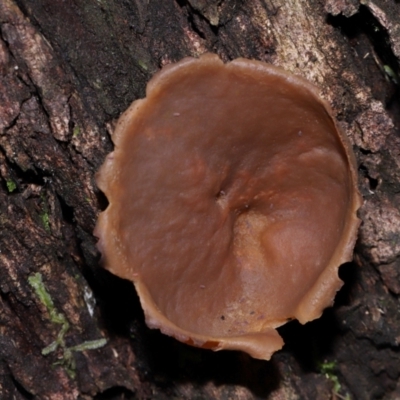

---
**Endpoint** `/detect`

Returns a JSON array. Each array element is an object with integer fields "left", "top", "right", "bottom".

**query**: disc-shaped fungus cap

[{"left": 95, "top": 53, "right": 361, "bottom": 360}]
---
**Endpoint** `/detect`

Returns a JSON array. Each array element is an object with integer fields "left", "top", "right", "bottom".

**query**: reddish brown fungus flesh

[{"left": 95, "top": 53, "right": 361, "bottom": 360}]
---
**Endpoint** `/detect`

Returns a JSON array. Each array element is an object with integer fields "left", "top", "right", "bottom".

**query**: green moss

[
  {"left": 28, "top": 273, "right": 63, "bottom": 323},
  {"left": 69, "top": 338, "right": 107, "bottom": 352},
  {"left": 39, "top": 193, "right": 51, "bottom": 232},
  {"left": 137, "top": 59, "right": 149, "bottom": 71},
  {"left": 319, "top": 360, "right": 342, "bottom": 395},
  {"left": 6, "top": 180, "right": 17, "bottom": 193},
  {"left": 383, "top": 65, "right": 399, "bottom": 84},
  {"left": 28, "top": 272, "right": 107, "bottom": 379},
  {"left": 40, "top": 212, "right": 51, "bottom": 232},
  {"left": 73, "top": 126, "right": 81, "bottom": 137}
]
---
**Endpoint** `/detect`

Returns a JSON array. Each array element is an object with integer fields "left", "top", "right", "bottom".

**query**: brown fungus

[{"left": 95, "top": 53, "right": 361, "bottom": 360}]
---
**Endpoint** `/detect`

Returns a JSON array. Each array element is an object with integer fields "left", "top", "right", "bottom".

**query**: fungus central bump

[{"left": 94, "top": 53, "right": 361, "bottom": 360}]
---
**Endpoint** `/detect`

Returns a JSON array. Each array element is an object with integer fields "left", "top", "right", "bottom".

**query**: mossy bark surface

[{"left": 1, "top": 0, "right": 400, "bottom": 398}]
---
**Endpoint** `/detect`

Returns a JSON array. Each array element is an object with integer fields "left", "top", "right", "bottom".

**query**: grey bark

[{"left": 1, "top": 0, "right": 400, "bottom": 399}]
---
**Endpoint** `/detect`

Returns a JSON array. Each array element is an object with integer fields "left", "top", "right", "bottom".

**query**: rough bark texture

[{"left": 0, "top": 0, "right": 399, "bottom": 399}]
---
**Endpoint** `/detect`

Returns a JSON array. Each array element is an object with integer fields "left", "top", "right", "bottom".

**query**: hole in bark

[
  {"left": 368, "top": 176, "right": 378, "bottom": 191},
  {"left": 359, "top": 164, "right": 379, "bottom": 191},
  {"left": 94, "top": 386, "right": 135, "bottom": 399},
  {"left": 336, "top": 261, "right": 360, "bottom": 305},
  {"left": 0, "top": 148, "right": 44, "bottom": 187},
  {"left": 95, "top": 188, "right": 109, "bottom": 211},
  {"left": 176, "top": 0, "right": 219, "bottom": 36},
  {"left": 57, "top": 194, "right": 74, "bottom": 224},
  {"left": 10, "top": 375, "right": 34, "bottom": 399},
  {"left": 188, "top": 12, "right": 207, "bottom": 39},
  {"left": 367, "top": 176, "right": 378, "bottom": 191},
  {"left": 359, "top": 148, "right": 372, "bottom": 155}
]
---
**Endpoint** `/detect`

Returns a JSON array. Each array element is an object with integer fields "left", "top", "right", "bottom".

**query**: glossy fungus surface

[{"left": 95, "top": 53, "right": 361, "bottom": 360}]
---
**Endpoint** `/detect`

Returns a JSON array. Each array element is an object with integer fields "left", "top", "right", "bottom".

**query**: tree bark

[{"left": 1, "top": 0, "right": 399, "bottom": 399}]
